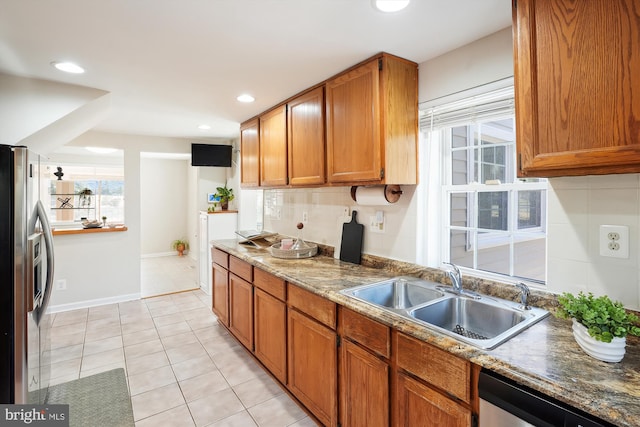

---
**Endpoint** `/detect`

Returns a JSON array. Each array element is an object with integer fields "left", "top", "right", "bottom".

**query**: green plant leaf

[{"left": 557, "top": 291, "right": 640, "bottom": 341}]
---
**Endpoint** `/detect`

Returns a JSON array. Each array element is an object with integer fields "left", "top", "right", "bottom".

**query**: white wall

[
  {"left": 263, "top": 186, "right": 419, "bottom": 262},
  {"left": 49, "top": 131, "right": 228, "bottom": 309},
  {"left": 547, "top": 176, "right": 640, "bottom": 309},
  {"left": 140, "top": 157, "right": 190, "bottom": 255},
  {"left": 50, "top": 145, "right": 141, "bottom": 309},
  {"left": 418, "top": 27, "right": 514, "bottom": 103},
  {"left": 0, "top": 73, "right": 109, "bottom": 150}
]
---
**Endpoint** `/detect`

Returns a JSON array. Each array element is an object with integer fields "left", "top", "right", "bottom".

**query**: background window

[{"left": 44, "top": 164, "right": 125, "bottom": 225}]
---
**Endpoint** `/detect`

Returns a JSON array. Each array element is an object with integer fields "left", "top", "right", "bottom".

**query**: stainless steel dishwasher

[{"left": 479, "top": 370, "right": 615, "bottom": 427}]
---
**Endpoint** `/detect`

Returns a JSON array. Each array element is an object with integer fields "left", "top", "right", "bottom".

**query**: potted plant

[
  {"left": 214, "top": 185, "right": 234, "bottom": 210},
  {"left": 171, "top": 239, "right": 189, "bottom": 257},
  {"left": 557, "top": 292, "right": 640, "bottom": 362},
  {"left": 78, "top": 188, "right": 93, "bottom": 208}
]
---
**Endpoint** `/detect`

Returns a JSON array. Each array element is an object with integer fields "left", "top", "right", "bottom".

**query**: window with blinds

[{"left": 421, "top": 80, "right": 547, "bottom": 284}]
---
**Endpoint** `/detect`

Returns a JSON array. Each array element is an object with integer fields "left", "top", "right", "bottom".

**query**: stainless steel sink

[
  {"left": 410, "top": 297, "right": 539, "bottom": 348},
  {"left": 341, "top": 277, "right": 445, "bottom": 310},
  {"left": 341, "top": 277, "right": 549, "bottom": 349}
]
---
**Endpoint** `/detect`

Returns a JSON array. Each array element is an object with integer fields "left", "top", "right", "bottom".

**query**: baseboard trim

[
  {"left": 48, "top": 293, "right": 141, "bottom": 313},
  {"left": 141, "top": 251, "right": 194, "bottom": 259},
  {"left": 141, "top": 251, "right": 178, "bottom": 258}
]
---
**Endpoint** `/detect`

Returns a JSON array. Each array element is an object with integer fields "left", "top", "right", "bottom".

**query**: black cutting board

[{"left": 340, "top": 210, "right": 364, "bottom": 264}]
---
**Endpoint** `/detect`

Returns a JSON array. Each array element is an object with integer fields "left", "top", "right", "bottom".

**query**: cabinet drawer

[
  {"left": 340, "top": 307, "right": 390, "bottom": 359},
  {"left": 212, "top": 248, "right": 229, "bottom": 269},
  {"left": 395, "top": 332, "right": 471, "bottom": 404},
  {"left": 229, "top": 256, "right": 253, "bottom": 282},
  {"left": 254, "top": 268, "right": 286, "bottom": 301},
  {"left": 288, "top": 284, "right": 336, "bottom": 330}
]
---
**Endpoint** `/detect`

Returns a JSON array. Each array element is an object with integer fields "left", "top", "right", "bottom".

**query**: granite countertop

[{"left": 211, "top": 239, "right": 640, "bottom": 427}]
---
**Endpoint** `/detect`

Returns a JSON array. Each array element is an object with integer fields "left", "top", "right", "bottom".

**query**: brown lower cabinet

[
  {"left": 396, "top": 373, "right": 471, "bottom": 427},
  {"left": 253, "top": 287, "right": 287, "bottom": 383},
  {"left": 395, "top": 331, "right": 477, "bottom": 427},
  {"left": 288, "top": 285, "right": 338, "bottom": 426},
  {"left": 340, "top": 339, "right": 389, "bottom": 427},
  {"left": 211, "top": 262, "right": 229, "bottom": 326},
  {"left": 211, "top": 249, "right": 478, "bottom": 427},
  {"left": 228, "top": 273, "right": 253, "bottom": 350},
  {"left": 339, "top": 306, "right": 391, "bottom": 427}
]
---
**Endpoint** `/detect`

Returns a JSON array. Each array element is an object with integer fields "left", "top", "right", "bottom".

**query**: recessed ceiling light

[
  {"left": 51, "top": 61, "right": 85, "bottom": 74},
  {"left": 198, "top": 124, "right": 211, "bottom": 130},
  {"left": 373, "top": 0, "right": 410, "bottom": 13},
  {"left": 237, "top": 94, "right": 255, "bottom": 103}
]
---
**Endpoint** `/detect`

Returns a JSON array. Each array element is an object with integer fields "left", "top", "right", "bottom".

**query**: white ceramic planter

[{"left": 572, "top": 319, "right": 626, "bottom": 363}]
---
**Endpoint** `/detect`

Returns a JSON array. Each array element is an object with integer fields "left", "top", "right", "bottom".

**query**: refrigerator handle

[{"left": 29, "top": 200, "right": 55, "bottom": 317}]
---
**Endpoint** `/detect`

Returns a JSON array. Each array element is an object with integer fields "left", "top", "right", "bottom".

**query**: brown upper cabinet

[
  {"left": 260, "top": 105, "right": 288, "bottom": 186},
  {"left": 240, "top": 118, "right": 260, "bottom": 187},
  {"left": 326, "top": 54, "right": 418, "bottom": 185},
  {"left": 239, "top": 52, "right": 418, "bottom": 188},
  {"left": 288, "top": 86, "right": 326, "bottom": 186},
  {"left": 513, "top": 0, "right": 640, "bottom": 177}
]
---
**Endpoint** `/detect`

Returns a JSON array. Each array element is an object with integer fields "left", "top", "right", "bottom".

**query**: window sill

[{"left": 52, "top": 226, "right": 128, "bottom": 236}]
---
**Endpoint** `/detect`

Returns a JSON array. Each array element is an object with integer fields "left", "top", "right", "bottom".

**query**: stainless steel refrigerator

[{"left": 0, "top": 144, "right": 55, "bottom": 404}]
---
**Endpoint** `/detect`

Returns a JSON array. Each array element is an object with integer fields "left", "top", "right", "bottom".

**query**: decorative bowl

[
  {"left": 82, "top": 220, "right": 102, "bottom": 229},
  {"left": 269, "top": 242, "right": 317, "bottom": 259}
]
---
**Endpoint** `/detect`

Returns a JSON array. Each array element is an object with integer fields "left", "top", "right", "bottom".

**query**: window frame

[
  {"left": 420, "top": 81, "right": 548, "bottom": 285},
  {"left": 43, "top": 162, "right": 126, "bottom": 227}
]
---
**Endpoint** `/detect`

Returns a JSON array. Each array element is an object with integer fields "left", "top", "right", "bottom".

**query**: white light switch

[{"left": 599, "top": 225, "right": 629, "bottom": 259}]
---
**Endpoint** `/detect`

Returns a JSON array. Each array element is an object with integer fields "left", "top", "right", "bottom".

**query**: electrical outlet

[
  {"left": 369, "top": 211, "right": 385, "bottom": 233},
  {"left": 55, "top": 279, "right": 67, "bottom": 290},
  {"left": 599, "top": 225, "right": 629, "bottom": 258},
  {"left": 302, "top": 211, "right": 308, "bottom": 224}
]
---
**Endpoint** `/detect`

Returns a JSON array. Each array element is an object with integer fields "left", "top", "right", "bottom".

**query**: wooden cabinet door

[
  {"left": 240, "top": 119, "right": 260, "bottom": 187},
  {"left": 340, "top": 339, "right": 389, "bottom": 427},
  {"left": 395, "top": 332, "right": 471, "bottom": 404},
  {"left": 228, "top": 273, "right": 253, "bottom": 350},
  {"left": 287, "top": 308, "right": 337, "bottom": 426},
  {"left": 326, "top": 58, "right": 382, "bottom": 183},
  {"left": 254, "top": 288, "right": 287, "bottom": 383},
  {"left": 396, "top": 373, "right": 471, "bottom": 427},
  {"left": 514, "top": 0, "right": 640, "bottom": 177},
  {"left": 260, "top": 105, "right": 288, "bottom": 186},
  {"left": 288, "top": 86, "right": 326, "bottom": 186},
  {"left": 212, "top": 263, "right": 229, "bottom": 326}
]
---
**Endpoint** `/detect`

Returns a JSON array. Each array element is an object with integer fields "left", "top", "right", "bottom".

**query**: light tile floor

[
  {"left": 141, "top": 255, "right": 199, "bottom": 297},
  {"left": 48, "top": 290, "right": 319, "bottom": 426}
]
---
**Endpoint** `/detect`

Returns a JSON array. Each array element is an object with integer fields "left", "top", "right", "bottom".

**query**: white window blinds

[{"left": 420, "top": 80, "right": 514, "bottom": 130}]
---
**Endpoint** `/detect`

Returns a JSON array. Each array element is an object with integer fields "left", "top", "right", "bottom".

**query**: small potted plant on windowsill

[
  {"left": 171, "top": 239, "right": 189, "bottom": 257},
  {"left": 557, "top": 292, "right": 640, "bottom": 362},
  {"left": 214, "top": 185, "right": 234, "bottom": 210}
]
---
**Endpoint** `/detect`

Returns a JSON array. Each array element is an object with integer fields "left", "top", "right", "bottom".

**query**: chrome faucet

[
  {"left": 443, "top": 262, "right": 463, "bottom": 293},
  {"left": 515, "top": 282, "right": 531, "bottom": 310},
  {"left": 440, "top": 263, "right": 481, "bottom": 299}
]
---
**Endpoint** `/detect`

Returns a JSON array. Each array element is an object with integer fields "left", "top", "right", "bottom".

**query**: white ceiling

[{"left": 0, "top": 0, "right": 511, "bottom": 141}]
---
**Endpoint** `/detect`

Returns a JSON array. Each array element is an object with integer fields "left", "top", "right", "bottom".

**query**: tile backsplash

[
  {"left": 262, "top": 186, "right": 418, "bottom": 262},
  {"left": 263, "top": 175, "right": 640, "bottom": 310},
  {"left": 547, "top": 175, "right": 640, "bottom": 309}
]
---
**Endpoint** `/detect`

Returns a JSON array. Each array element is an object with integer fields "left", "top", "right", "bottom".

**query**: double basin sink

[{"left": 341, "top": 277, "right": 549, "bottom": 349}]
